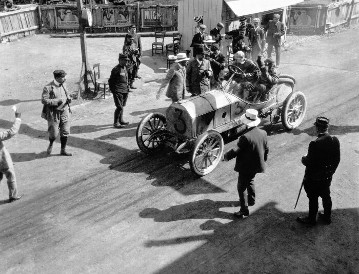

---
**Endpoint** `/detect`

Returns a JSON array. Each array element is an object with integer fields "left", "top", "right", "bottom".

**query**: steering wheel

[{"left": 228, "top": 64, "right": 244, "bottom": 75}]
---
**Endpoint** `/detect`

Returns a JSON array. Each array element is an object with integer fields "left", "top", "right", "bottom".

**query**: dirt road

[{"left": 0, "top": 28, "right": 358, "bottom": 273}]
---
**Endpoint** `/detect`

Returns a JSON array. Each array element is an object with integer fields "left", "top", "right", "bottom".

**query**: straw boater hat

[
  {"left": 240, "top": 109, "right": 261, "bottom": 128},
  {"left": 175, "top": 52, "right": 190, "bottom": 63},
  {"left": 204, "top": 35, "right": 216, "bottom": 43},
  {"left": 194, "top": 15, "right": 203, "bottom": 23}
]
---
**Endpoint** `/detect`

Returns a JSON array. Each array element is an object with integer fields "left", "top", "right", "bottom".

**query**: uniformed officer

[
  {"left": 41, "top": 70, "right": 72, "bottom": 156},
  {"left": 297, "top": 117, "right": 341, "bottom": 225},
  {"left": 109, "top": 54, "right": 131, "bottom": 128}
]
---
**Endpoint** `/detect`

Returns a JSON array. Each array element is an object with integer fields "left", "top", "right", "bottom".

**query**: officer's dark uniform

[
  {"left": 298, "top": 117, "right": 340, "bottom": 225},
  {"left": 109, "top": 54, "right": 130, "bottom": 128}
]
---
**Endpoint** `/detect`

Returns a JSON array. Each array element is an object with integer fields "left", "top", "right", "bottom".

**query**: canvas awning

[{"left": 224, "top": 0, "right": 304, "bottom": 16}]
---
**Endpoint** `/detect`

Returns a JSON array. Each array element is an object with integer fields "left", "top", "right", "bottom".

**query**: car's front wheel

[
  {"left": 190, "top": 130, "right": 224, "bottom": 176},
  {"left": 281, "top": 91, "right": 307, "bottom": 130}
]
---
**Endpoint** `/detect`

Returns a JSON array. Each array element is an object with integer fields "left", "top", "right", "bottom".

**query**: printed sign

[
  {"left": 56, "top": 7, "right": 79, "bottom": 29},
  {"left": 141, "top": 8, "right": 161, "bottom": 27}
]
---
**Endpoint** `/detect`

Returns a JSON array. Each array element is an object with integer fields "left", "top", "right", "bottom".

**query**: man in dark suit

[
  {"left": 210, "top": 22, "right": 224, "bottom": 45},
  {"left": 109, "top": 54, "right": 131, "bottom": 128},
  {"left": 297, "top": 117, "right": 340, "bottom": 225},
  {"left": 190, "top": 24, "right": 207, "bottom": 57},
  {"left": 124, "top": 25, "right": 142, "bottom": 82},
  {"left": 264, "top": 14, "right": 285, "bottom": 67},
  {"left": 223, "top": 109, "right": 269, "bottom": 218}
]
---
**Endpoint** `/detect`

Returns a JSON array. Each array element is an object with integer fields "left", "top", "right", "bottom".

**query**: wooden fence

[
  {"left": 288, "top": 0, "right": 359, "bottom": 34},
  {"left": 0, "top": 4, "right": 39, "bottom": 41}
]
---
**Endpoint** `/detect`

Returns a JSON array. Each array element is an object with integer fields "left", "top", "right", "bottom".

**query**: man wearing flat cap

[
  {"left": 190, "top": 24, "right": 207, "bottom": 57},
  {"left": 210, "top": 22, "right": 224, "bottom": 45},
  {"left": 123, "top": 25, "right": 142, "bottom": 85},
  {"left": 264, "top": 14, "right": 285, "bottom": 67},
  {"left": 297, "top": 117, "right": 340, "bottom": 226},
  {"left": 208, "top": 43, "right": 226, "bottom": 89},
  {"left": 248, "top": 18, "right": 265, "bottom": 61},
  {"left": 41, "top": 69, "right": 73, "bottom": 156},
  {"left": 186, "top": 46, "right": 213, "bottom": 96},
  {"left": 109, "top": 54, "right": 131, "bottom": 128}
]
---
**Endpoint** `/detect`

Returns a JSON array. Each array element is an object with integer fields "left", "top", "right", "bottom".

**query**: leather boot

[
  {"left": 60, "top": 136, "right": 72, "bottom": 156},
  {"left": 47, "top": 138, "right": 55, "bottom": 155},
  {"left": 113, "top": 109, "right": 122, "bottom": 128},
  {"left": 119, "top": 110, "right": 129, "bottom": 126}
]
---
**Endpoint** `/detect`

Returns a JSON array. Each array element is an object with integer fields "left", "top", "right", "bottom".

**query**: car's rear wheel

[
  {"left": 190, "top": 130, "right": 224, "bottom": 176},
  {"left": 136, "top": 112, "right": 167, "bottom": 154},
  {"left": 281, "top": 91, "right": 307, "bottom": 130}
]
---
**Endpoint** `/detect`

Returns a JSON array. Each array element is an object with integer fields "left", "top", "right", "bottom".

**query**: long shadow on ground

[{"left": 143, "top": 202, "right": 359, "bottom": 273}]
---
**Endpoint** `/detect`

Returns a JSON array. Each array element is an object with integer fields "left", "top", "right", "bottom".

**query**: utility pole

[{"left": 76, "top": 0, "right": 91, "bottom": 94}]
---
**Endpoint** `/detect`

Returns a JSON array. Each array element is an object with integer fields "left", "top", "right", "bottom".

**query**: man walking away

[
  {"left": 297, "top": 117, "right": 340, "bottom": 226},
  {"left": 223, "top": 109, "right": 269, "bottom": 218}
]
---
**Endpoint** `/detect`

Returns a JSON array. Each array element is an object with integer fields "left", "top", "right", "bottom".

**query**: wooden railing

[{"left": 0, "top": 4, "right": 40, "bottom": 41}]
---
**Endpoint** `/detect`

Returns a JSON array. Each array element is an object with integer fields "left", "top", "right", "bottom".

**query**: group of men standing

[{"left": 224, "top": 14, "right": 285, "bottom": 67}]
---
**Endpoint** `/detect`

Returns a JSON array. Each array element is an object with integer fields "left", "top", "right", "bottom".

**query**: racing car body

[{"left": 136, "top": 71, "right": 307, "bottom": 176}]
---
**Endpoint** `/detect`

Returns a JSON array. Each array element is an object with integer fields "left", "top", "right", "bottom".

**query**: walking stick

[
  {"left": 60, "top": 82, "right": 72, "bottom": 114},
  {"left": 294, "top": 180, "right": 304, "bottom": 209}
]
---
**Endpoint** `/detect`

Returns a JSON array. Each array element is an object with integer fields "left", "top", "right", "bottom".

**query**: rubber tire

[
  {"left": 277, "top": 78, "right": 295, "bottom": 88},
  {"left": 136, "top": 112, "right": 167, "bottom": 154},
  {"left": 281, "top": 91, "right": 307, "bottom": 130},
  {"left": 190, "top": 130, "right": 224, "bottom": 176},
  {"left": 278, "top": 74, "right": 296, "bottom": 84}
]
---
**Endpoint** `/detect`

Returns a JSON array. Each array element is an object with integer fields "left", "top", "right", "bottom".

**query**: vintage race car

[{"left": 136, "top": 65, "right": 307, "bottom": 176}]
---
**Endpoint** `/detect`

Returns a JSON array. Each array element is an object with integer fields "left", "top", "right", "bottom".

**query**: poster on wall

[
  {"left": 102, "top": 6, "right": 133, "bottom": 28},
  {"left": 141, "top": 8, "right": 161, "bottom": 27},
  {"left": 289, "top": 8, "right": 316, "bottom": 30},
  {"left": 56, "top": 7, "right": 79, "bottom": 29}
]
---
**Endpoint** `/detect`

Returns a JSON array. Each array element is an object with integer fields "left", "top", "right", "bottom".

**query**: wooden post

[
  {"left": 137, "top": 1, "right": 140, "bottom": 30},
  {"left": 347, "top": 0, "right": 355, "bottom": 27},
  {"left": 77, "top": 0, "right": 91, "bottom": 94}
]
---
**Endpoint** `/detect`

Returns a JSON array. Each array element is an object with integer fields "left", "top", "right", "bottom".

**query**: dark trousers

[
  {"left": 112, "top": 92, "right": 128, "bottom": 124},
  {"left": 237, "top": 173, "right": 256, "bottom": 212},
  {"left": 304, "top": 178, "right": 332, "bottom": 221},
  {"left": 267, "top": 43, "right": 281, "bottom": 66}
]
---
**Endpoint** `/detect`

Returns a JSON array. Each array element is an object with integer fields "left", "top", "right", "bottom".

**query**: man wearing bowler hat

[
  {"left": 264, "top": 14, "right": 285, "bottom": 67},
  {"left": 223, "top": 109, "right": 269, "bottom": 218},
  {"left": 109, "top": 54, "right": 131, "bottom": 128},
  {"left": 297, "top": 117, "right": 340, "bottom": 226},
  {"left": 41, "top": 69, "right": 72, "bottom": 156},
  {"left": 186, "top": 46, "right": 213, "bottom": 96}
]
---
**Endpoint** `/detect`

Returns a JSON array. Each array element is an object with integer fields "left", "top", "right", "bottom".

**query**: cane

[
  {"left": 60, "top": 81, "right": 72, "bottom": 114},
  {"left": 294, "top": 180, "right": 304, "bottom": 209}
]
